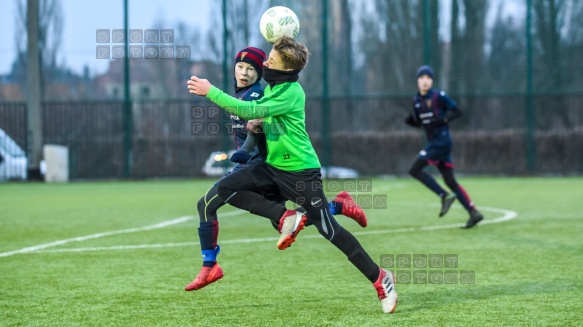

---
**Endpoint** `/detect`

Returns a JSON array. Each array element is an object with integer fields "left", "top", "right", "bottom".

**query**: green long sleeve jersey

[{"left": 206, "top": 81, "right": 321, "bottom": 171}]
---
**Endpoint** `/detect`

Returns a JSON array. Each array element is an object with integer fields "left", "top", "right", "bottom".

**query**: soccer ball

[{"left": 259, "top": 6, "right": 300, "bottom": 44}]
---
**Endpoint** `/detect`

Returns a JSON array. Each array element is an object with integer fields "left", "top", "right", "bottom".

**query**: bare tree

[
  {"left": 329, "top": 0, "right": 354, "bottom": 96},
  {"left": 450, "top": 0, "right": 487, "bottom": 95},
  {"left": 488, "top": 3, "right": 525, "bottom": 92},
  {"left": 563, "top": 0, "right": 583, "bottom": 90},
  {"left": 14, "top": 0, "right": 64, "bottom": 91},
  {"left": 532, "top": 0, "right": 571, "bottom": 129},
  {"left": 356, "top": 0, "right": 426, "bottom": 93},
  {"left": 533, "top": 0, "right": 566, "bottom": 92},
  {"left": 274, "top": 0, "right": 324, "bottom": 93},
  {"left": 428, "top": 0, "right": 440, "bottom": 77},
  {"left": 205, "top": 0, "right": 269, "bottom": 90},
  {"left": 138, "top": 18, "right": 204, "bottom": 99},
  {"left": 14, "top": 0, "right": 64, "bottom": 77}
]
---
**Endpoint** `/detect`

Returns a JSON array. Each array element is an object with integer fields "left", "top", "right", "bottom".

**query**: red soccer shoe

[
  {"left": 184, "top": 264, "right": 224, "bottom": 291},
  {"left": 335, "top": 191, "right": 368, "bottom": 227}
]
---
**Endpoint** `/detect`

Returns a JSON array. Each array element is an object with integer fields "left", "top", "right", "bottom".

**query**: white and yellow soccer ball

[{"left": 259, "top": 6, "right": 300, "bottom": 44}]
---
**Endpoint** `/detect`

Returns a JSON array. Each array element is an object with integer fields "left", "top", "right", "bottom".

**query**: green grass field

[{"left": 1, "top": 177, "right": 582, "bottom": 326}]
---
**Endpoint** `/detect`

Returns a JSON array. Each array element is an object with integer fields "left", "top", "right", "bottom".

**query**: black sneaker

[
  {"left": 439, "top": 193, "right": 456, "bottom": 217},
  {"left": 462, "top": 210, "right": 484, "bottom": 228}
]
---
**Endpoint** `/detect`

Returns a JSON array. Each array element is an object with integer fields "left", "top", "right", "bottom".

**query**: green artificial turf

[{"left": 1, "top": 177, "right": 582, "bottom": 326}]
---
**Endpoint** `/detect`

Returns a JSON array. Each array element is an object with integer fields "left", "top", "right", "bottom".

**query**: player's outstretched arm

[
  {"left": 187, "top": 76, "right": 211, "bottom": 96},
  {"left": 187, "top": 76, "right": 292, "bottom": 120},
  {"left": 445, "top": 107, "right": 463, "bottom": 122},
  {"left": 187, "top": 76, "right": 260, "bottom": 119}
]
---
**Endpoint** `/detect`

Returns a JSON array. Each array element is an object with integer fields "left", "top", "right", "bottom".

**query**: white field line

[
  {"left": 366, "top": 183, "right": 407, "bottom": 192},
  {"left": 23, "top": 206, "right": 517, "bottom": 255},
  {"left": 0, "top": 185, "right": 406, "bottom": 258},
  {"left": 0, "top": 210, "right": 251, "bottom": 257},
  {"left": 0, "top": 209, "right": 254, "bottom": 258},
  {"left": 0, "top": 216, "right": 191, "bottom": 258}
]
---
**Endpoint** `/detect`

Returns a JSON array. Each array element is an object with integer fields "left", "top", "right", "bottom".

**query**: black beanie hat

[
  {"left": 234, "top": 47, "right": 267, "bottom": 80},
  {"left": 416, "top": 65, "right": 434, "bottom": 79}
]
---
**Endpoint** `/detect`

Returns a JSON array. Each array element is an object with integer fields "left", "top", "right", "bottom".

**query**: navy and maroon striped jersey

[{"left": 411, "top": 88, "right": 457, "bottom": 142}]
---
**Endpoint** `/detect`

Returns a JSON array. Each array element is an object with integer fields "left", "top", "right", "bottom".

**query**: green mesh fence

[{"left": 0, "top": 0, "right": 582, "bottom": 178}]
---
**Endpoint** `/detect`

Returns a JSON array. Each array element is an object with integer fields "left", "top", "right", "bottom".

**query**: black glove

[
  {"left": 230, "top": 150, "right": 251, "bottom": 163},
  {"left": 405, "top": 114, "right": 422, "bottom": 127}
]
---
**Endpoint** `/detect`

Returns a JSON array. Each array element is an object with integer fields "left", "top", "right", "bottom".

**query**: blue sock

[
  {"left": 201, "top": 245, "right": 220, "bottom": 267},
  {"left": 198, "top": 220, "right": 219, "bottom": 267},
  {"left": 328, "top": 201, "right": 337, "bottom": 215}
]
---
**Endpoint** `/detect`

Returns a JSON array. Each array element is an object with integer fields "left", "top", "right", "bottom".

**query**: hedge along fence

[
  {"left": 1, "top": 97, "right": 582, "bottom": 179},
  {"left": 310, "top": 129, "right": 583, "bottom": 176},
  {"left": 44, "top": 128, "right": 583, "bottom": 178}
]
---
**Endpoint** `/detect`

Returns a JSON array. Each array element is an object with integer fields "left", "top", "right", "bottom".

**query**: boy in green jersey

[
  {"left": 186, "top": 36, "right": 397, "bottom": 314},
  {"left": 186, "top": 49, "right": 366, "bottom": 293}
]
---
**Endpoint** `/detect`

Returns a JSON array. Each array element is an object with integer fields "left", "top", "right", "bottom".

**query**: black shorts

[
  {"left": 218, "top": 161, "right": 342, "bottom": 240},
  {"left": 245, "top": 162, "right": 324, "bottom": 207}
]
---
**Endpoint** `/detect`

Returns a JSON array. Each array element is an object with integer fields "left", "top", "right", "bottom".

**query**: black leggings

[
  {"left": 216, "top": 163, "right": 343, "bottom": 240},
  {"left": 409, "top": 157, "right": 459, "bottom": 190},
  {"left": 216, "top": 162, "right": 380, "bottom": 281},
  {"left": 197, "top": 183, "right": 223, "bottom": 223}
]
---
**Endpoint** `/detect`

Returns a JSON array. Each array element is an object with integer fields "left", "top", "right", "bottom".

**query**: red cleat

[
  {"left": 277, "top": 210, "right": 308, "bottom": 250},
  {"left": 335, "top": 191, "right": 368, "bottom": 227},
  {"left": 184, "top": 264, "right": 224, "bottom": 291}
]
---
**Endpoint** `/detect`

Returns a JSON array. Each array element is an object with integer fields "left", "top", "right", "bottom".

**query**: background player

[
  {"left": 405, "top": 65, "right": 483, "bottom": 228},
  {"left": 190, "top": 46, "right": 266, "bottom": 292}
]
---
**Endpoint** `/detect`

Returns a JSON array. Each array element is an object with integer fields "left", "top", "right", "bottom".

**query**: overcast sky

[
  {"left": 0, "top": 0, "right": 213, "bottom": 76},
  {"left": 0, "top": 0, "right": 524, "bottom": 77}
]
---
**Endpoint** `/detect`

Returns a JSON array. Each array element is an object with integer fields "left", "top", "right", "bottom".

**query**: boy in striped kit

[{"left": 405, "top": 65, "right": 484, "bottom": 229}]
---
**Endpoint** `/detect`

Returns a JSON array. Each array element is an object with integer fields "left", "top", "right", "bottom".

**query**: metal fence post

[
  {"left": 123, "top": 0, "right": 133, "bottom": 178},
  {"left": 321, "top": 0, "right": 331, "bottom": 176},
  {"left": 525, "top": 0, "right": 536, "bottom": 172},
  {"left": 423, "top": 0, "right": 431, "bottom": 65},
  {"left": 221, "top": 0, "right": 230, "bottom": 168},
  {"left": 26, "top": 0, "right": 43, "bottom": 179}
]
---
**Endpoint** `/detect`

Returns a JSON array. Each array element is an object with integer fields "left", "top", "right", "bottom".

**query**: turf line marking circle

[
  {"left": 20, "top": 206, "right": 516, "bottom": 255},
  {"left": 0, "top": 211, "right": 249, "bottom": 257},
  {"left": 1, "top": 186, "right": 407, "bottom": 258},
  {"left": 0, "top": 216, "right": 194, "bottom": 258}
]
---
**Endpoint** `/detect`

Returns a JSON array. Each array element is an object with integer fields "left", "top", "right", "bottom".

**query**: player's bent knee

[
  {"left": 216, "top": 180, "right": 234, "bottom": 203},
  {"left": 196, "top": 197, "right": 206, "bottom": 218}
]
